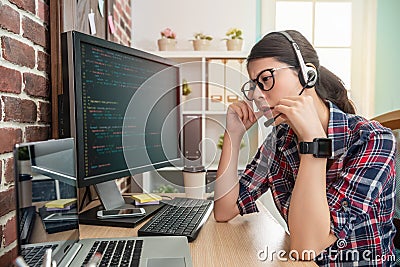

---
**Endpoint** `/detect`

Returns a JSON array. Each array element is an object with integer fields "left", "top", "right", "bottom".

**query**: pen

[
  {"left": 86, "top": 252, "right": 102, "bottom": 267},
  {"left": 42, "top": 248, "right": 52, "bottom": 267},
  {"left": 14, "top": 256, "right": 29, "bottom": 267}
]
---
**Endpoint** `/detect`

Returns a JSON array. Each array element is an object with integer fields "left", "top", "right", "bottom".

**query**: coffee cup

[{"left": 183, "top": 166, "right": 206, "bottom": 199}]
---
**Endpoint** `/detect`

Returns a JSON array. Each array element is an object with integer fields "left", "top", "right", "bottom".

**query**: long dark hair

[{"left": 247, "top": 30, "right": 355, "bottom": 114}]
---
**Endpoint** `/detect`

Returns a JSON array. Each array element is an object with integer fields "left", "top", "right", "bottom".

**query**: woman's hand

[
  {"left": 274, "top": 95, "right": 326, "bottom": 141},
  {"left": 226, "top": 100, "right": 262, "bottom": 138}
]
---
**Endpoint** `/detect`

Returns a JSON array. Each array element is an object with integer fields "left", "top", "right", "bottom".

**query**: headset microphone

[{"left": 263, "top": 114, "right": 282, "bottom": 128}]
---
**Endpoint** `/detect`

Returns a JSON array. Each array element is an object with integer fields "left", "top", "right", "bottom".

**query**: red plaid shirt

[{"left": 237, "top": 101, "right": 397, "bottom": 266}]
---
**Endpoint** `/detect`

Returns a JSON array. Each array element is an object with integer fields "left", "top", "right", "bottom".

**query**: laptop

[{"left": 14, "top": 138, "right": 193, "bottom": 267}]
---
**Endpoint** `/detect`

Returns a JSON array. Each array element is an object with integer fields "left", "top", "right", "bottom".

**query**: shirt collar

[{"left": 276, "top": 100, "right": 348, "bottom": 160}]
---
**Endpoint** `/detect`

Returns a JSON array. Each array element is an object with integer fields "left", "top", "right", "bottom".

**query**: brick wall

[
  {"left": 113, "top": 0, "right": 131, "bottom": 46},
  {"left": 112, "top": 0, "right": 132, "bottom": 193},
  {"left": 0, "top": 0, "right": 131, "bottom": 266},
  {"left": 0, "top": 0, "right": 50, "bottom": 265}
]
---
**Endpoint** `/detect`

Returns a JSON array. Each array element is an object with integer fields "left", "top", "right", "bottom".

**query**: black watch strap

[
  {"left": 299, "top": 138, "right": 332, "bottom": 158},
  {"left": 299, "top": 141, "right": 318, "bottom": 155}
]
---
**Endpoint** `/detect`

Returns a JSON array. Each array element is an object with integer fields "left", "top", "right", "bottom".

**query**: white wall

[{"left": 131, "top": 0, "right": 257, "bottom": 52}]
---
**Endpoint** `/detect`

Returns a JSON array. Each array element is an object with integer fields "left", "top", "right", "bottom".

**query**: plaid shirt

[{"left": 237, "top": 101, "right": 397, "bottom": 266}]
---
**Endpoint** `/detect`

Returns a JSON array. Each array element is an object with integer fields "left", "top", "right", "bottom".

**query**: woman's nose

[{"left": 252, "top": 86, "right": 265, "bottom": 99}]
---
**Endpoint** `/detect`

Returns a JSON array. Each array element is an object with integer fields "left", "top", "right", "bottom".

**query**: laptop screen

[{"left": 14, "top": 138, "right": 79, "bottom": 264}]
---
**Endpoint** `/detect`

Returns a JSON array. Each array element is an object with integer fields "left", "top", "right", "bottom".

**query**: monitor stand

[
  {"left": 78, "top": 180, "right": 164, "bottom": 228},
  {"left": 95, "top": 180, "right": 135, "bottom": 210}
]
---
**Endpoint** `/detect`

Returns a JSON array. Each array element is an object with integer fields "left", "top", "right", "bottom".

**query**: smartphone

[
  {"left": 96, "top": 208, "right": 146, "bottom": 219},
  {"left": 43, "top": 213, "right": 78, "bottom": 222}
]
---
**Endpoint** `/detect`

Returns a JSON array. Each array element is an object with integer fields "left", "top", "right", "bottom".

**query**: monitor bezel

[{"left": 63, "top": 31, "right": 182, "bottom": 188}]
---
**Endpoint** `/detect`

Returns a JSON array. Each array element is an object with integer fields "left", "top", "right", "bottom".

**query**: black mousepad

[{"left": 79, "top": 197, "right": 165, "bottom": 228}]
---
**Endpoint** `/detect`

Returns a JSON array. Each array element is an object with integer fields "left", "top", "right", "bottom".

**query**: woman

[{"left": 213, "top": 30, "right": 396, "bottom": 266}]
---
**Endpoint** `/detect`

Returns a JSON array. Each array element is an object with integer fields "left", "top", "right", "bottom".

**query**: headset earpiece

[
  {"left": 304, "top": 64, "right": 317, "bottom": 88},
  {"left": 298, "top": 66, "right": 317, "bottom": 88}
]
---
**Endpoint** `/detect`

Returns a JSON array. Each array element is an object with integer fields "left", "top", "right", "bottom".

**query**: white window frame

[{"left": 260, "top": 0, "right": 377, "bottom": 117}]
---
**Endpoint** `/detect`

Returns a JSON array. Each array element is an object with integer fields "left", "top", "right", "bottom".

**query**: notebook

[{"left": 14, "top": 138, "right": 192, "bottom": 267}]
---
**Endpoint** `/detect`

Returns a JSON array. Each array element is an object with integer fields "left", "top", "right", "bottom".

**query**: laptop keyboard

[
  {"left": 138, "top": 197, "right": 213, "bottom": 241},
  {"left": 21, "top": 244, "right": 58, "bottom": 267},
  {"left": 82, "top": 239, "right": 143, "bottom": 267}
]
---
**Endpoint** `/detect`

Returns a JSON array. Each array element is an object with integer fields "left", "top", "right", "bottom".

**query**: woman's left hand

[{"left": 273, "top": 95, "right": 326, "bottom": 141}]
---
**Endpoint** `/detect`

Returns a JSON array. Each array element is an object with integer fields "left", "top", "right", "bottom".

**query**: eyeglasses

[{"left": 241, "top": 66, "right": 296, "bottom": 101}]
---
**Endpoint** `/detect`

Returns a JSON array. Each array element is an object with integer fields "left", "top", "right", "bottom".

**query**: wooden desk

[{"left": 79, "top": 197, "right": 317, "bottom": 267}]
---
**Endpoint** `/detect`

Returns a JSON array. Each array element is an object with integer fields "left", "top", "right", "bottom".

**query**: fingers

[
  {"left": 228, "top": 101, "right": 257, "bottom": 124},
  {"left": 277, "top": 98, "right": 297, "bottom": 106},
  {"left": 273, "top": 113, "right": 287, "bottom": 126},
  {"left": 278, "top": 95, "right": 313, "bottom": 106},
  {"left": 273, "top": 104, "right": 292, "bottom": 115},
  {"left": 275, "top": 95, "right": 313, "bottom": 114}
]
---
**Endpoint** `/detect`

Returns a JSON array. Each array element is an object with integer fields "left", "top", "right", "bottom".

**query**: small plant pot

[
  {"left": 193, "top": 39, "right": 211, "bottom": 51},
  {"left": 158, "top": 38, "right": 177, "bottom": 51},
  {"left": 226, "top": 39, "right": 243, "bottom": 51}
]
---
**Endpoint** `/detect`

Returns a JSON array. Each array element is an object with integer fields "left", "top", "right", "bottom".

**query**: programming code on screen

[{"left": 79, "top": 42, "right": 179, "bottom": 179}]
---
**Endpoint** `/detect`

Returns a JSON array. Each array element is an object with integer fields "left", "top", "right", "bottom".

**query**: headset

[
  {"left": 263, "top": 31, "right": 318, "bottom": 127},
  {"left": 274, "top": 31, "right": 318, "bottom": 88}
]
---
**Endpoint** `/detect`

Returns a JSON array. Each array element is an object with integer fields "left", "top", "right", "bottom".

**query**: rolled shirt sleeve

[
  {"left": 327, "top": 131, "right": 396, "bottom": 243},
  {"left": 236, "top": 140, "right": 276, "bottom": 215}
]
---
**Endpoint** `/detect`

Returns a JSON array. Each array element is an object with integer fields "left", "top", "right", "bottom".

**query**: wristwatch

[{"left": 299, "top": 138, "right": 332, "bottom": 158}]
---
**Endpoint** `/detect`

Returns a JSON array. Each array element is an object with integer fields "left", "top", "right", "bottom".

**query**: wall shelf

[{"left": 141, "top": 51, "right": 265, "bottom": 193}]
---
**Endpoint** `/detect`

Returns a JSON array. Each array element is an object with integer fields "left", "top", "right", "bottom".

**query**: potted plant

[
  {"left": 182, "top": 79, "right": 192, "bottom": 96},
  {"left": 225, "top": 28, "right": 243, "bottom": 51},
  {"left": 158, "top": 27, "right": 177, "bottom": 51},
  {"left": 192, "top": 33, "right": 213, "bottom": 51}
]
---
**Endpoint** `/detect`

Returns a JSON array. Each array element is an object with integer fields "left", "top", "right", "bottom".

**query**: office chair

[{"left": 371, "top": 110, "right": 400, "bottom": 264}]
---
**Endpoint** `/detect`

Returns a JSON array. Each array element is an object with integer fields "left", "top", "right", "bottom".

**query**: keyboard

[
  {"left": 19, "top": 206, "right": 36, "bottom": 245},
  {"left": 81, "top": 239, "right": 143, "bottom": 267},
  {"left": 138, "top": 197, "right": 213, "bottom": 242},
  {"left": 21, "top": 244, "right": 58, "bottom": 267}
]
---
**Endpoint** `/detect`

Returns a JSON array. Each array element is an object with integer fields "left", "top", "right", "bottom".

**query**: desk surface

[{"left": 79, "top": 196, "right": 317, "bottom": 267}]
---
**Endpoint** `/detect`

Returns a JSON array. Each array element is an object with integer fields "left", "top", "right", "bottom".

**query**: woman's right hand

[{"left": 226, "top": 100, "right": 262, "bottom": 137}]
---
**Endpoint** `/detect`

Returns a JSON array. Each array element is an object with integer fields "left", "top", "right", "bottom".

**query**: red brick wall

[
  {"left": 0, "top": 0, "right": 50, "bottom": 265},
  {"left": 0, "top": 1, "right": 131, "bottom": 266},
  {"left": 113, "top": 0, "right": 132, "bottom": 46}
]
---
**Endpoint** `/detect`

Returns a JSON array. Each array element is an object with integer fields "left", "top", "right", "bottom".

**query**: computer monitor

[{"left": 60, "top": 31, "right": 182, "bottom": 210}]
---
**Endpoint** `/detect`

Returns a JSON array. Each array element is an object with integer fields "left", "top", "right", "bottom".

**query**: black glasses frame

[{"left": 241, "top": 66, "right": 295, "bottom": 101}]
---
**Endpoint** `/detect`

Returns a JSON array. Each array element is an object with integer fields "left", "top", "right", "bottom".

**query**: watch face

[{"left": 315, "top": 138, "right": 332, "bottom": 158}]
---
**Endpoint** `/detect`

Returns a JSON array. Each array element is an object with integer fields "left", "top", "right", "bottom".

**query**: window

[{"left": 260, "top": 0, "right": 377, "bottom": 117}]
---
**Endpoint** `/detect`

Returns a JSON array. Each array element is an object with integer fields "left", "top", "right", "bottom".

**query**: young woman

[{"left": 213, "top": 30, "right": 397, "bottom": 266}]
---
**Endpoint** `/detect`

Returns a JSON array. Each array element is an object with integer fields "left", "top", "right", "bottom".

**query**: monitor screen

[{"left": 61, "top": 31, "right": 182, "bottom": 188}]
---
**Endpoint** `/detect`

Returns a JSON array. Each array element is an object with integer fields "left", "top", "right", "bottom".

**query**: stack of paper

[
  {"left": 45, "top": 198, "right": 77, "bottom": 209},
  {"left": 131, "top": 193, "right": 162, "bottom": 205}
]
